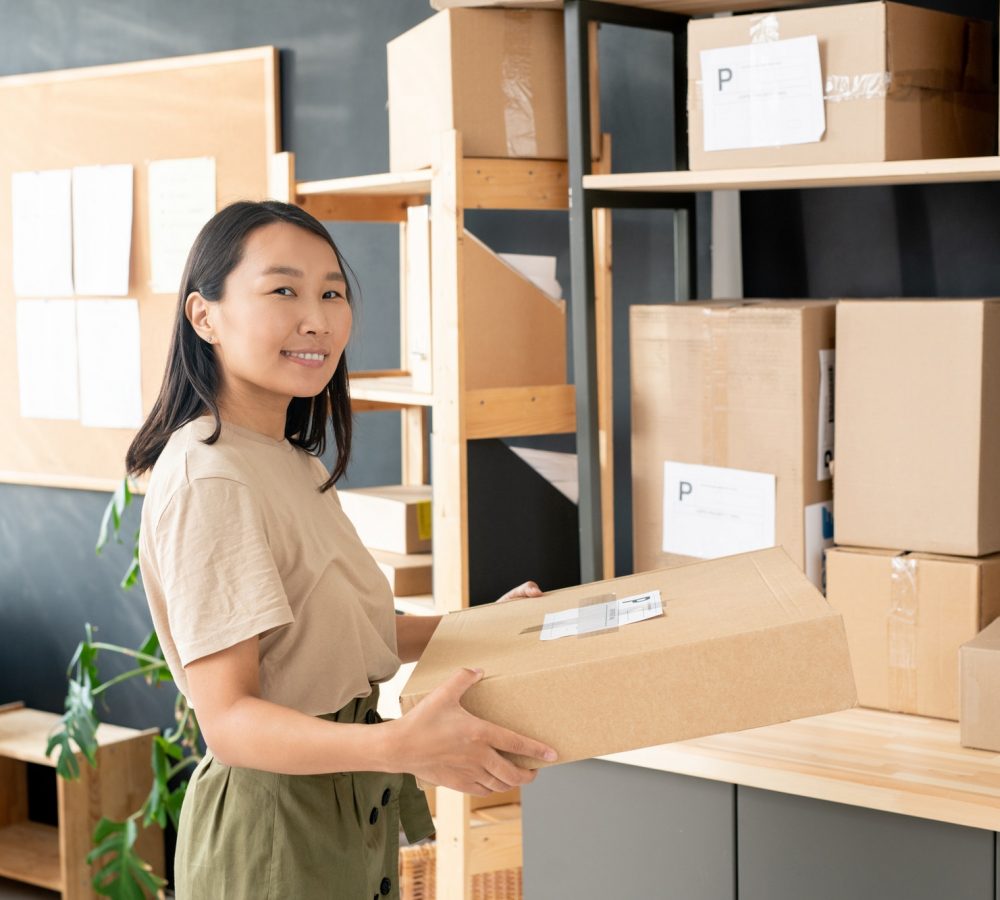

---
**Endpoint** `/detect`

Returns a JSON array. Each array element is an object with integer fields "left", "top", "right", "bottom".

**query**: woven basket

[{"left": 398, "top": 842, "right": 523, "bottom": 900}]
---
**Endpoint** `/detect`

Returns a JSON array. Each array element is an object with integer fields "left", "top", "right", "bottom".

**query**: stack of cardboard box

[
  {"left": 827, "top": 300, "right": 1000, "bottom": 724},
  {"left": 339, "top": 486, "right": 434, "bottom": 596}
]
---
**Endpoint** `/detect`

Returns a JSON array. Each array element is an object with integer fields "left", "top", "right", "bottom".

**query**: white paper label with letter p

[
  {"left": 663, "top": 461, "right": 776, "bottom": 558},
  {"left": 700, "top": 35, "right": 825, "bottom": 152}
]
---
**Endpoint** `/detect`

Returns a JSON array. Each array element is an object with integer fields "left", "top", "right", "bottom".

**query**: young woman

[{"left": 127, "top": 200, "right": 558, "bottom": 899}]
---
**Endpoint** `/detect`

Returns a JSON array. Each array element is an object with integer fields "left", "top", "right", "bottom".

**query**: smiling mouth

[{"left": 281, "top": 350, "right": 329, "bottom": 362}]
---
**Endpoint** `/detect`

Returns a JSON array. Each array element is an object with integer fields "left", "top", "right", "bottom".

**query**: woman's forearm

[
  {"left": 395, "top": 613, "right": 443, "bottom": 663},
  {"left": 204, "top": 694, "right": 400, "bottom": 774}
]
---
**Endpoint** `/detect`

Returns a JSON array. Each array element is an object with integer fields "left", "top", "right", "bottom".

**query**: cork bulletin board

[{"left": 0, "top": 46, "right": 280, "bottom": 491}]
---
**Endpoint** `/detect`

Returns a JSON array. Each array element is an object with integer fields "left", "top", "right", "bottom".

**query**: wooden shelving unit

[
  {"left": 270, "top": 133, "right": 614, "bottom": 898},
  {"left": 584, "top": 156, "right": 1000, "bottom": 193},
  {"left": 0, "top": 703, "right": 162, "bottom": 899}
]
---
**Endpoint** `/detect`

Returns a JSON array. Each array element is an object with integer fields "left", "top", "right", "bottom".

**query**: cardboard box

[
  {"left": 338, "top": 485, "right": 432, "bottom": 555},
  {"left": 834, "top": 299, "right": 1000, "bottom": 557},
  {"left": 688, "top": 2, "right": 996, "bottom": 171},
  {"left": 387, "top": 9, "right": 568, "bottom": 172},
  {"left": 404, "top": 221, "right": 567, "bottom": 392},
  {"left": 826, "top": 546, "right": 1000, "bottom": 720},
  {"left": 630, "top": 302, "right": 835, "bottom": 585},
  {"left": 401, "top": 547, "right": 857, "bottom": 769},
  {"left": 371, "top": 549, "right": 432, "bottom": 597},
  {"left": 960, "top": 618, "right": 1000, "bottom": 751}
]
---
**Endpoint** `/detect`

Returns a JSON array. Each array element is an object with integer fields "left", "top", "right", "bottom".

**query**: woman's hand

[
  {"left": 385, "top": 667, "right": 557, "bottom": 796},
  {"left": 495, "top": 580, "right": 543, "bottom": 603}
]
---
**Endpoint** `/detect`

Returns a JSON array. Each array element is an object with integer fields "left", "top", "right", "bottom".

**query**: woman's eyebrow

[{"left": 261, "top": 265, "right": 345, "bottom": 282}]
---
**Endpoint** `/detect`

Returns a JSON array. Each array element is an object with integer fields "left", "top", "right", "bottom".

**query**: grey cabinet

[
  {"left": 522, "top": 759, "right": 736, "bottom": 899},
  {"left": 523, "top": 761, "right": 999, "bottom": 900},
  {"left": 737, "top": 786, "right": 995, "bottom": 900}
]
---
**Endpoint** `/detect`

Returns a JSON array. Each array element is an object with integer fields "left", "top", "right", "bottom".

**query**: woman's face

[{"left": 199, "top": 221, "right": 352, "bottom": 410}]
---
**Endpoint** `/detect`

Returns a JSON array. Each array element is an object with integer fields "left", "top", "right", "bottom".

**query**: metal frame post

[{"left": 565, "top": 0, "right": 698, "bottom": 583}]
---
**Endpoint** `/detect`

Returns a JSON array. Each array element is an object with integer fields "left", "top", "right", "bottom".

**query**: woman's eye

[
  {"left": 323, "top": 290, "right": 344, "bottom": 301},
  {"left": 273, "top": 287, "right": 294, "bottom": 297}
]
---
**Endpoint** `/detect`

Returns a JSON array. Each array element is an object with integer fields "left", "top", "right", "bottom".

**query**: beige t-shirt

[{"left": 138, "top": 415, "right": 402, "bottom": 715}]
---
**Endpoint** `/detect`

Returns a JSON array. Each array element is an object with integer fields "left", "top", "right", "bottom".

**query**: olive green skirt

[{"left": 174, "top": 686, "right": 434, "bottom": 899}]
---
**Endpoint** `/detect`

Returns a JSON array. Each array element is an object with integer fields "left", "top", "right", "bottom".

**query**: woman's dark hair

[{"left": 126, "top": 200, "right": 354, "bottom": 492}]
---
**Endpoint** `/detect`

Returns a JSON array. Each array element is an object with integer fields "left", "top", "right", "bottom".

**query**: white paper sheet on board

[
  {"left": 15, "top": 300, "right": 80, "bottom": 420},
  {"left": 700, "top": 35, "right": 825, "bottom": 152},
  {"left": 662, "top": 461, "right": 776, "bottom": 558},
  {"left": 76, "top": 300, "right": 143, "bottom": 429},
  {"left": 148, "top": 157, "right": 216, "bottom": 295},
  {"left": 72, "top": 164, "right": 134, "bottom": 296},
  {"left": 11, "top": 169, "right": 75, "bottom": 297}
]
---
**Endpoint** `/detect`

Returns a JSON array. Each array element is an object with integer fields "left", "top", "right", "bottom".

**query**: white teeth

[{"left": 285, "top": 351, "right": 325, "bottom": 361}]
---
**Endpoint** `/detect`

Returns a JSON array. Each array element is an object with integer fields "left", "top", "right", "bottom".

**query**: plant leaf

[{"left": 87, "top": 816, "right": 166, "bottom": 899}]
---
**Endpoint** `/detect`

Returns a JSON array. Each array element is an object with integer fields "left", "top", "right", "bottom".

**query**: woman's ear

[{"left": 186, "top": 292, "right": 215, "bottom": 344}]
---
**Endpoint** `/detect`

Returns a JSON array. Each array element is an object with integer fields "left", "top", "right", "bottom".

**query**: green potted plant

[{"left": 47, "top": 477, "right": 200, "bottom": 899}]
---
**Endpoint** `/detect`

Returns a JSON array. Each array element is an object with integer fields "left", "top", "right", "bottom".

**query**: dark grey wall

[{"left": 0, "top": 3, "right": 685, "bottom": 730}]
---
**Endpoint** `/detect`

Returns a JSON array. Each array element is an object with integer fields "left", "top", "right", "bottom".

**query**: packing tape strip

[
  {"left": 501, "top": 12, "right": 539, "bottom": 157},
  {"left": 824, "top": 72, "right": 892, "bottom": 103},
  {"left": 519, "top": 592, "right": 619, "bottom": 638},
  {"left": 887, "top": 555, "right": 918, "bottom": 712},
  {"left": 749, "top": 14, "right": 780, "bottom": 44}
]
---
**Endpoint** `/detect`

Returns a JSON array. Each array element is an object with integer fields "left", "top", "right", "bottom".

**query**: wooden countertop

[{"left": 599, "top": 708, "right": 1000, "bottom": 832}]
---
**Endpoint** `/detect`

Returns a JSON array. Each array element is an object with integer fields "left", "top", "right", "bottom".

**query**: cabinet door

[
  {"left": 737, "top": 786, "right": 994, "bottom": 900},
  {"left": 522, "top": 759, "right": 735, "bottom": 900}
]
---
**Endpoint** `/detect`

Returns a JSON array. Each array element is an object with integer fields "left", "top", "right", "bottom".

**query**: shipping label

[
  {"left": 540, "top": 590, "right": 663, "bottom": 642},
  {"left": 700, "top": 35, "right": 825, "bottom": 152},
  {"left": 817, "top": 348, "right": 835, "bottom": 481},
  {"left": 662, "top": 461, "right": 776, "bottom": 558}
]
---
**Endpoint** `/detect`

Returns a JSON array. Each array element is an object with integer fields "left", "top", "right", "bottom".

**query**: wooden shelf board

[
  {"left": 394, "top": 594, "right": 437, "bottom": 617},
  {"left": 350, "top": 377, "right": 575, "bottom": 437},
  {"left": 584, "top": 156, "right": 1000, "bottom": 194},
  {"left": 0, "top": 708, "right": 156, "bottom": 766},
  {"left": 297, "top": 170, "right": 431, "bottom": 199},
  {"left": 465, "top": 384, "right": 575, "bottom": 439},
  {"left": 598, "top": 708, "right": 1000, "bottom": 832},
  {"left": 350, "top": 374, "right": 433, "bottom": 409},
  {"left": 297, "top": 159, "right": 568, "bottom": 212},
  {"left": 0, "top": 822, "right": 62, "bottom": 892},
  {"left": 432, "top": 0, "right": 814, "bottom": 13}
]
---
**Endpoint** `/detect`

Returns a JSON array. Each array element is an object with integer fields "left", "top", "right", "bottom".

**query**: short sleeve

[{"left": 153, "top": 477, "right": 294, "bottom": 667}]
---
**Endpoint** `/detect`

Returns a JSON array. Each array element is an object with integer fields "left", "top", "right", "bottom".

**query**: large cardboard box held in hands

[
  {"left": 960, "top": 618, "right": 1000, "bottom": 751},
  {"left": 387, "top": 9, "right": 568, "bottom": 172},
  {"left": 827, "top": 546, "right": 1000, "bottom": 721},
  {"left": 835, "top": 299, "right": 1000, "bottom": 557},
  {"left": 400, "top": 548, "right": 857, "bottom": 769},
  {"left": 630, "top": 302, "right": 835, "bottom": 585},
  {"left": 688, "top": 2, "right": 996, "bottom": 171}
]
